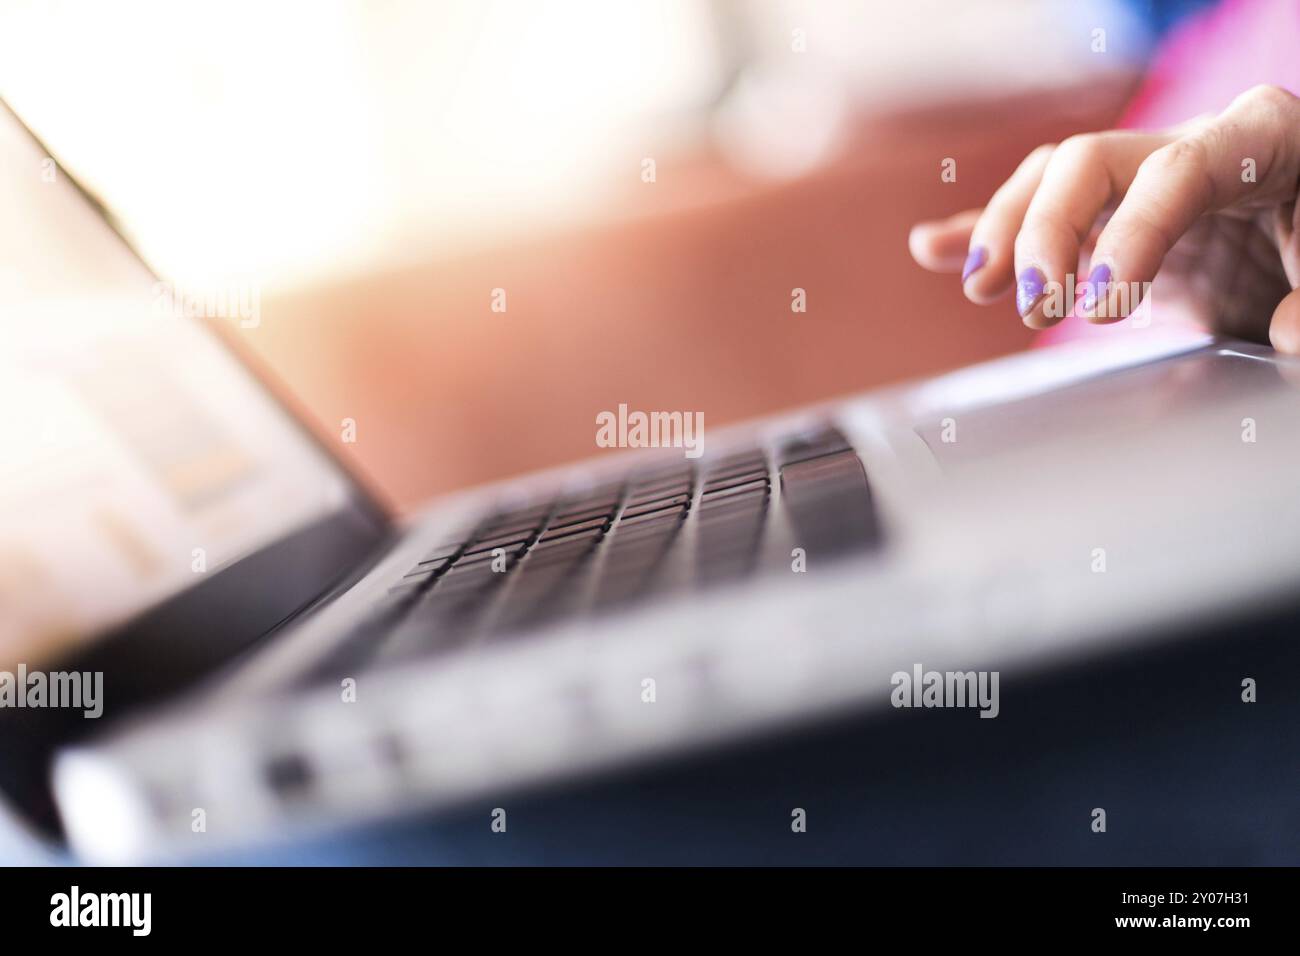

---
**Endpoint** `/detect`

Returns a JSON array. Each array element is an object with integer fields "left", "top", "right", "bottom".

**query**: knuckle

[
  {"left": 1024, "top": 143, "right": 1057, "bottom": 169},
  {"left": 1238, "top": 83, "right": 1297, "bottom": 110},
  {"left": 988, "top": 144, "right": 1055, "bottom": 212},
  {"left": 1054, "top": 132, "right": 1106, "bottom": 166},
  {"left": 1229, "top": 84, "right": 1297, "bottom": 126},
  {"left": 1142, "top": 136, "right": 1209, "bottom": 176}
]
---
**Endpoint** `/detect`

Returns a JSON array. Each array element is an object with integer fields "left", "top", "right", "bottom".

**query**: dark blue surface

[{"left": 213, "top": 603, "right": 1300, "bottom": 866}]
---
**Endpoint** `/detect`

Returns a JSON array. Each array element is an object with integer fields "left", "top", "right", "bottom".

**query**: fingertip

[
  {"left": 959, "top": 246, "right": 995, "bottom": 303},
  {"left": 1015, "top": 266, "right": 1047, "bottom": 321},
  {"left": 1269, "top": 289, "right": 1300, "bottom": 354},
  {"left": 1021, "top": 303, "right": 1063, "bottom": 330},
  {"left": 908, "top": 222, "right": 945, "bottom": 271},
  {"left": 908, "top": 220, "right": 936, "bottom": 246},
  {"left": 1081, "top": 262, "right": 1148, "bottom": 324},
  {"left": 1015, "top": 265, "right": 1084, "bottom": 329},
  {"left": 1076, "top": 262, "right": 1110, "bottom": 323},
  {"left": 963, "top": 280, "right": 1009, "bottom": 306},
  {"left": 958, "top": 245, "right": 983, "bottom": 280},
  {"left": 1269, "top": 322, "right": 1300, "bottom": 355},
  {"left": 910, "top": 209, "right": 982, "bottom": 273},
  {"left": 963, "top": 256, "right": 1013, "bottom": 305}
]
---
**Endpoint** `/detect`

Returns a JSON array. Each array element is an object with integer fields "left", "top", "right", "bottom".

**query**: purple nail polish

[
  {"left": 1016, "top": 267, "right": 1046, "bottom": 317},
  {"left": 962, "top": 246, "right": 987, "bottom": 283},
  {"left": 1080, "top": 263, "right": 1111, "bottom": 316}
]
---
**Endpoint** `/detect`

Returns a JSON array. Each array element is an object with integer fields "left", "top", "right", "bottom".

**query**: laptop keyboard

[{"left": 314, "top": 425, "right": 878, "bottom": 677}]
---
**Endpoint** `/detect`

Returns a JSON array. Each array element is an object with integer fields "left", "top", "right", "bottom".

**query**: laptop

[{"left": 5, "top": 99, "right": 1300, "bottom": 864}]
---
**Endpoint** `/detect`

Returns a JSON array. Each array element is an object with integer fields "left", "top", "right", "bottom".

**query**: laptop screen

[{"left": 0, "top": 107, "right": 358, "bottom": 666}]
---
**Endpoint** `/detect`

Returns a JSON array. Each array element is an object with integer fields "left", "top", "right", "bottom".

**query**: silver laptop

[{"left": 5, "top": 100, "right": 1300, "bottom": 863}]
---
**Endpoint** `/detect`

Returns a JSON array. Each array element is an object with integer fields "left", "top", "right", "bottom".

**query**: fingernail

[
  {"left": 961, "top": 246, "right": 987, "bottom": 284},
  {"left": 1016, "top": 267, "right": 1046, "bottom": 317},
  {"left": 1079, "top": 263, "right": 1111, "bottom": 317}
]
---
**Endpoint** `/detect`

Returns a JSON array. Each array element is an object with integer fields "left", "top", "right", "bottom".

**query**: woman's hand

[{"left": 908, "top": 84, "right": 1300, "bottom": 352}]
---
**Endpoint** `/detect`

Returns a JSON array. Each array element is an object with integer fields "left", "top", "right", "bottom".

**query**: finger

[
  {"left": 1271, "top": 200, "right": 1300, "bottom": 288},
  {"left": 963, "top": 145, "right": 1054, "bottom": 304},
  {"left": 909, "top": 209, "right": 982, "bottom": 273},
  {"left": 1268, "top": 287, "right": 1300, "bottom": 355},
  {"left": 1089, "top": 84, "right": 1300, "bottom": 323},
  {"left": 1013, "top": 131, "right": 1174, "bottom": 328},
  {"left": 1268, "top": 201, "right": 1300, "bottom": 353}
]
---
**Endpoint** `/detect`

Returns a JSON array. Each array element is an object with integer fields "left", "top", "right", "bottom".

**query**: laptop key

[
  {"left": 548, "top": 505, "right": 616, "bottom": 528},
  {"left": 778, "top": 426, "right": 851, "bottom": 466},
  {"left": 462, "top": 530, "right": 535, "bottom": 558},
  {"left": 622, "top": 493, "right": 691, "bottom": 520},
  {"left": 536, "top": 516, "right": 609, "bottom": 543},
  {"left": 779, "top": 448, "right": 879, "bottom": 556},
  {"left": 417, "top": 542, "right": 465, "bottom": 565},
  {"left": 701, "top": 476, "right": 768, "bottom": 500}
]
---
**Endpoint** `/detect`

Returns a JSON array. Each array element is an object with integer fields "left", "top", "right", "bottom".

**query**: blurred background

[{"left": 0, "top": 0, "right": 1178, "bottom": 511}]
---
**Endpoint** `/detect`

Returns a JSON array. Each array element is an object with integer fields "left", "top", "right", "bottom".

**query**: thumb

[
  {"left": 1268, "top": 286, "right": 1300, "bottom": 354},
  {"left": 1269, "top": 202, "right": 1300, "bottom": 353}
]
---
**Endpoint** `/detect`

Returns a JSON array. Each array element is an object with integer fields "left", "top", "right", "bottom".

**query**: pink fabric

[{"left": 1037, "top": 0, "right": 1300, "bottom": 345}]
